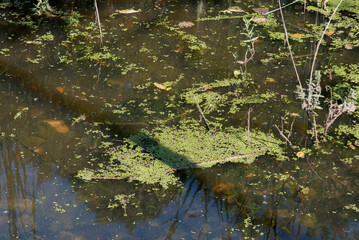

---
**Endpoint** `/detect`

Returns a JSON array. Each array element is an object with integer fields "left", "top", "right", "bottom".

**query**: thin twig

[
  {"left": 306, "top": 157, "right": 323, "bottom": 180},
  {"left": 312, "top": 115, "right": 319, "bottom": 149},
  {"left": 94, "top": 0, "right": 104, "bottom": 51},
  {"left": 277, "top": 0, "right": 303, "bottom": 90},
  {"left": 265, "top": 0, "right": 300, "bottom": 15},
  {"left": 247, "top": 107, "right": 253, "bottom": 145},
  {"left": 309, "top": 0, "right": 344, "bottom": 81},
  {"left": 274, "top": 124, "right": 293, "bottom": 147},
  {"left": 288, "top": 115, "right": 297, "bottom": 139},
  {"left": 194, "top": 95, "right": 211, "bottom": 130}
]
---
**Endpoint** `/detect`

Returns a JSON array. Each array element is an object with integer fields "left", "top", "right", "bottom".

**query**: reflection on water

[
  {"left": 0, "top": 140, "right": 39, "bottom": 239},
  {"left": 0, "top": 0, "right": 358, "bottom": 239}
]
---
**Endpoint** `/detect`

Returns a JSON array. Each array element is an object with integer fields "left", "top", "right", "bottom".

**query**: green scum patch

[{"left": 76, "top": 121, "right": 285, "bottom": 188}]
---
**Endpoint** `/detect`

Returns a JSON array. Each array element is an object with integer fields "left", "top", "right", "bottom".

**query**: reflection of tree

[
  {"left": 0, "top": 140, "right": 44, "bottom": 239},
  {"left": 201, "top": 159, "right": 359, "bottom": 239}
]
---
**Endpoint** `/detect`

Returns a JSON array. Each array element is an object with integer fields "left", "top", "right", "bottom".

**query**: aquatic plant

[{"left": 76, "top": 120, "right": 286, "bottom": 188}]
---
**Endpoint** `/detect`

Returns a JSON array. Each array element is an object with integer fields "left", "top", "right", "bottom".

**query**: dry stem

[
  {"left": 309, "top": 0, "right": 344, "bottom": 81},
  {"left": 277, "top": 0, "right": 303, "bottom": 90},
  {"left": 94, "top": 0, "right": 104, "bottom": 50}
]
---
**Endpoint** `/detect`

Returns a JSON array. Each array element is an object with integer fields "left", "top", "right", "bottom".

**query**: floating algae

[{"left": 77, "top": 120, "right": 286, "bottom": 188}]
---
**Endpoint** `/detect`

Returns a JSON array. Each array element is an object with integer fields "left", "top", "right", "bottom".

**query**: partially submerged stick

[
  {"left": 194, "top": 95, "right": 211, "bottom": 130},
  {"left": 265, "top": 0, "right": 300, "bottom": 15},
  {"left": 94, "top": 0, "right": 104, "bottom": 50},
  {"left": 277, "top": 0, "right": 303, "bottom": 90},
  {"left": 274, "top": 124, "right": 293, "bottom": 147},
  {"left": 247, "top": 107, "right": 253, "bottom": 145},
  {"left": 309, "top": 0, "right": 344, "bottom": 82}
]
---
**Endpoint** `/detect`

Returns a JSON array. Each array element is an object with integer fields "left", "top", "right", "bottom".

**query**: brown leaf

[
  {"left": 292, "top": 33, "right": 305, "bottom": 37},
  {"left": 45, "top": 120, "right": 63, "bottom": 128},
  {"left": 202, "top": 85, "right": 212, "bottom": 90},
  {"left": 264, "top": 78, "right": 277, "bottom": 83},
  {"left": 55, "top": 125, "right": 69, "bottom": 134},
  {"left": 44, "top": 120, "right": 69, "bottom": 134},
  {"left": 56, "top": 86, "right": 64, "bottom": 93},
  {"left": 252, "top": 17, "right": 267, "bottom": 24},
  {"left": 345, "top": 44, "right": 353, "bottom": 50},
  {"left": 227, "top": 8, "right": 244, "bottom": 13},
  {"left": 297, "top": 151, "right": 305, "bottom": 158},
  {"left": 154, "top": 82, "right": 171, "bottom": 91},
  {"left": 246, "top": 173, "right": 256, "bottom": 178},
  {"left": 325, "top": 30, "right": 334, "bottom": 36}
]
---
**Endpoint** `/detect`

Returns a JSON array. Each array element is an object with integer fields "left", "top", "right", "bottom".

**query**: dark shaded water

[{"left": 0, "top": 0, "right": 359, "bottom": 239}]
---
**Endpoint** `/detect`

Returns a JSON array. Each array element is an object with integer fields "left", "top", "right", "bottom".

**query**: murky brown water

[{"left": 0, "top": 0, "right": 358, "bottom": 239}]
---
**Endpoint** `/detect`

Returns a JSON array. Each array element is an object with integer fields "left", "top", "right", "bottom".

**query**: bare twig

[
  {"left": 247, "top": 107, "right": 253, "bottom": 145},
  {"left": 94, "top": 0, "right": 104, "bottom": 51},
  {"left": 312, "top": 115, "right": 319, "bottom": 149},
  {"left": 288, "top": 114, "right": 297, "bottom": 139},
  {"left": 274, "top": 124, "right": 293, "bottom": 147},
  {"left": 265, "top": 0, "right": 300, "bottom": 15},
  {"left": 309, "top": 0, "right": 344, "bottom": 82},
  {"left": 194, "top": 95, "right": 211, "bottom": 130},
  {"left": 324, "top": 86, "right": 356, "bottom": 137},
  {"left": 278, "top": 0, "right": 303, "bottom": 90},
  {"left": 306, "top": 157, "right": 323, "bottom": 180}
]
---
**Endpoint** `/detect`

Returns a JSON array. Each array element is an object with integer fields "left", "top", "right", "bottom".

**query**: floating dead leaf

[
  {"left": 254, "top": 8, "right": 268, "bottom": 14},
  {"left": 116, "top": 9, "right": 141, "bottom": 14},
  {"left": 44, "top": 120, "right": 69, "bottom": 134},
  {"left": 264, "top": 78, "right": 277, "bottom": 83},
  {"left": 45, "top": 120, "right": 63, "bottom": 128},
  {"left": 252, "top": 17, "right": 267, "bottom": 24},
  {"left": 254, "top": 39, "right": 264, "bottom": 44},
  {"left": 291, "top": 113, "right": 300, "bottom": 117},
  {"left": 178, "top": 21, "right": 194, "bottom": 28},
  {"left": 212, "top": 182, "right": 234, "bottom": 195},
  {"left": 55, "top": 125, "right": 69, "bottom": 134},
  {"left": 292, "top": 33, "right": 305, "bottom": 37},
  {"left": 176, "top": 48, "right": 182, "bottom": 53},
  {"left": 296, "top": 151, "right": 305, "bottom": 158},
  {"left": 345, "top": 44, "right": 353, "bottom": 50},
  {"left": 227, "top": 8, "right": 244, "bottom": 13},
  {"left": 33, "top": 147, "right": 43, "bottom": 154},
  {"left": 325, "top": 30, "right": 334, "bottom": 36},
  {"left": 234, "top": 70, "right": 241, "bottom": 76},
  {"left": 202, "top": 85, "right": 212, "bottom": 90},
  {"left": 154, "top": 82, "right": 171, "bottom": 91},
  {"left": 349, "top": 144, "right": 356, "bottom": 150},
  {"left": 56, "top": 86, "right": 64, "bottom": 93},
  {"left": 246, "top": 173, "right": 256, "bottom": 178},
  {"left": 296, "top": 22, "right": 304, "bottom": 27}
]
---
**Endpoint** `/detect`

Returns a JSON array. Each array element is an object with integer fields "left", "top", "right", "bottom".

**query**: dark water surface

[{"left": 0, "top": 0, "right": 358, "bottom": 239}]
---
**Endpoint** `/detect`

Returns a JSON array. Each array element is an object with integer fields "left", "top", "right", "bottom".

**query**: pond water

[{"left": 0, "top": 0, "right": 359, "bottom": 239}]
